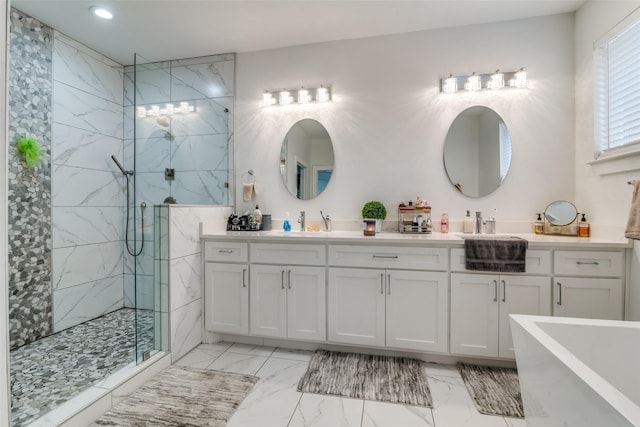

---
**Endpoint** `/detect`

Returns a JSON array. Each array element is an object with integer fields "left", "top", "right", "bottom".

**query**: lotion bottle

[
  {"left": 440, "top": 212, "right": 449, "bottom": 234},
  {"left": 283, "top": 212, "right": 291, "bottom": 232},
  {"left": 463, "top": 210, "right": 474, "bottom": 234},
  {"left": 579, "top": 213, "right": 590, "bottom": 237},
  {"left": 534, "top": 213, "right": 544, "bottom": 235}
]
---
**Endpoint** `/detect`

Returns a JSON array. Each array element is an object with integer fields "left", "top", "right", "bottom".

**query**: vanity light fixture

[
  {"left": 464, "top": 72, "right": 482, "bottom": 92},
  {"left": 441, "top": 68, "right": 527, "bottom": 93},
  {"left": 136, "top": 102, "right": 196, "bottom": 118},
  {"left": 487, "top": 70, "right": 505, "bottom": 90},
  {"left": 442, "top": 74, "right": 457, "bottom": 94},
  {"left": 263, "top": 91, "right": 276, "bottom": 107},
  {"left": 298, "top": 87, "right": 311, "bottom": 104},
  {"left": 509, "top": 68, "right": 527, "bottom": 88},
  {"left": 89, "top": 6, "right": 113, "bottom": 20},
  {"left": 279, "top": 89, "right": 293, "bottom": 106},
  {"left": 262, "top": 85, "right": 331, "bottom": 107}
]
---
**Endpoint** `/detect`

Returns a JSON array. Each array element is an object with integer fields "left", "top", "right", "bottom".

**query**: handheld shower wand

[
  {"left": 111, "top": 154, "right": 144, "bottom": 256},
  {"left": 111, "top": 155, "right": 133, "bottom": 176}
]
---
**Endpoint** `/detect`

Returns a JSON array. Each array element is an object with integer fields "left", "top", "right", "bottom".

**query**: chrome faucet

[
  {"left": 475, "top": 211, "right": 483, "bottom": 234},
  {"left": 298, "top": 211, "right": 306, "bottom": 231},
  {"left": 320, "top": 211, "right": 331, "bottom": 232}
]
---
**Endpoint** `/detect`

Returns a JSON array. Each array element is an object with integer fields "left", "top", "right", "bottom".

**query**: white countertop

[{"left": 200, "top": 227, "right": 632, "bottom": 249}]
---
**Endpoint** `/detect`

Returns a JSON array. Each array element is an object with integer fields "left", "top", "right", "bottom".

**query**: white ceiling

[{"left": 12, "top": 0, "right": 585, "bottom": 65}]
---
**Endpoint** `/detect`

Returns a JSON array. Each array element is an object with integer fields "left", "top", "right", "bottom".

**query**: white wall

[
  {"left": 235, "top": 14, "right": 575, "bottom": 229},
  {"left": 574, "top": 1, "right": 640, "bottom": 320}
]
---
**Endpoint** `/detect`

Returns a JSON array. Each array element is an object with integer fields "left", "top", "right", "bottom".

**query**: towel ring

[{"left": 241, "top": 170, "right": 255, "bottom": 185}]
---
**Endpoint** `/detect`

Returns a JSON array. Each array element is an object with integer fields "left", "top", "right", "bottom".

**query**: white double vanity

[{"left": 201, "top": 228, "right": 630, "bottom": 362}]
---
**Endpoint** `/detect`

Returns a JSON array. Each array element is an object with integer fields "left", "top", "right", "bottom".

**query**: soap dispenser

[
  {"left": 579, "top": 213, "right": 590, "bottom": 237},
  {"left": 534, "top": 213, "right": 544, "bottom": 235},
  {"left": 463, "top": 210, "right": 474, "bottom": 234},
  {"left": 283, "top": 212, "right": 291, "bottom": 232},
  {"left": 252, "top": 205, "right": 262, "bottom": 230}
]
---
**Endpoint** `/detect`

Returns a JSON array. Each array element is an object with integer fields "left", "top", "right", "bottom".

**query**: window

[{"left": 594, "top": 12, "right": 640, "bottom": 158}]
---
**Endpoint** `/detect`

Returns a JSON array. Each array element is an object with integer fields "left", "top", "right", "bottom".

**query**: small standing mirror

[
  {"left": 280, "top": 119, "right": 335, "bottom": 200},
  {"left": 443, "top": 106, "right": 512, "bottom": 198},
  {"left": 545, "top": 201, "right": 577, "bottom": 226}
]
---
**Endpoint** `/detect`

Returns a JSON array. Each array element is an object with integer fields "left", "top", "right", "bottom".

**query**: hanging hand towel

[
  {"left": 625, "top": 181, "right": 640, "bottom": 240},
  {"left": 464, "top": 236, "right": 528, "bottom": 273},
  {"left": 243, "top": 183, "right": 257, "bottom": 202}
]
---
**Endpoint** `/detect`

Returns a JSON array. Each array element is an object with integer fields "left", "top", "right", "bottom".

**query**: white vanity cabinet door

[
  {"left": 250, "top": 264, "right": 288, "bottom": 338},
  {"left": 328, "top": 268, "right": 385, "bottom": 347},
  {"left": 498, "top": 276, "right": 551, "bottom": 358},
  {"left": 287, "top": 266, "right": 326, "bottom": 342},
  {"left": 450, "top": 273, "right": 500, "bottom": 357},
  {"left": 250, "top": 264, "right": 327, "bottom": 341},
  {"left": 204, "top": 263, "right": 249, "bottom": 335},
  {"left": 451, "top": 273, "right": 550, "bottom": 358},
  {"left": 385, "top": 270, "right": 448, "bottom": 353},
  {"left": 553, "top": 277, "right": 623, "bottom": 320}
]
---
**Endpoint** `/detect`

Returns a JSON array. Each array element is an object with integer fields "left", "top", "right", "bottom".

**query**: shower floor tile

[{"left": 10, "top": 308, "right": 154, "bottom": 427}]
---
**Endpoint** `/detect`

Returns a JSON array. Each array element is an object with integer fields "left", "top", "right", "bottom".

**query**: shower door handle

[
  {"left": 242, "top": 269, "right": 247, "bottom": 288},
  {"left": 556, "top": 282, "right": 562, "bottom": 306}
]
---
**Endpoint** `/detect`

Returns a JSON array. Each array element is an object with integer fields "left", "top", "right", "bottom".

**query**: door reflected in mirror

[
  {"left": 443, "top": 106, "right": 511, "bottom": 198},
  {"left": 280, "top": 119, "right": 335, "bottom": 200}
]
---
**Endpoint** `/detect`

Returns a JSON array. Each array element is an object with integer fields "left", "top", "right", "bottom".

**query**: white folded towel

[
  {"left": 625, "top": 181, "right": 640, "bottom": 240},
  {"left": 243, "top": 183, "right": 256, "bottom": 202}
]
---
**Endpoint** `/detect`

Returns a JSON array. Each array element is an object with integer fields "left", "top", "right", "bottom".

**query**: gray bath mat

[
  {"left": 297, "top": 350, "right": 432, "bottom": 407},
  {"left": 93, "top": 365, "right": 258, "bottom": 426},
  {"left": 457, "top": 363, "right": 524, "bottom": 418}
]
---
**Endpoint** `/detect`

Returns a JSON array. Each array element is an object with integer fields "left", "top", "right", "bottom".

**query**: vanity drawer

[
  {"left": 554, "top": 250, "right": 624, "bottom": 277},
  {"left": 451, "top": 248, "right": 551, "bottom": 274},
  {"left": 328, "top": 245, "right": 448, "bottom": 271},
  {"left": 204, "top": 241, "right": 248, "bottom": 263},
  {"left": 250, "top": 243, "right": 326, "bottom": 266}
]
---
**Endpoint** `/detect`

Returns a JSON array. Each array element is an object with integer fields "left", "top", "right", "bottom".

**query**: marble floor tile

[
  {"left": 361, "top": 401, "right": 434, "bottom": 427},
  {"left": 227, "top": 357, "right": 308, "bottom": 427},
  {"left": 227, "top": 342, "right": 275, "bottom": 357},
  {"left": 198, "top": 342, "right": 233, "bottom": 352},
  {"left": 271, "top": 348, "right": 314, "bottom": 362},
  {"left": 207, "top": 352, "right": 268, "bottom": 375},
  {"left": 429, "top": 373, "right": 508, "bottom": 427},
  {"left": 174, "top": 348, "right": 222, "bottom": 369},
  {"left": 288, "top": 394, "right": 364, "bottom": 427}
]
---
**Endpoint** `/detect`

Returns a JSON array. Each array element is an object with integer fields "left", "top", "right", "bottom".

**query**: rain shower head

[{"left": 111, "top": 155, "right": 133, "bottom": 176}]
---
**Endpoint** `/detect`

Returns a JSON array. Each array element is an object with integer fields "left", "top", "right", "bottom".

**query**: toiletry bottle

[
  {"left": 440, "top": 212, "right": 449, "bottom": 234},
  {"left": 579, "top": 213, "right": 590, "bottom": 237},
  {"left": 252, "top": 205, "right": 262, "bottom": 230},
  {"left": 534, "top": 213, "right": 544, "bottom": 235},
  {"left": 283, "top": 212, "right": 291, "bottom": 232},
  {"left": 463, "top": 210, "right": 474, "bottom": 234}
]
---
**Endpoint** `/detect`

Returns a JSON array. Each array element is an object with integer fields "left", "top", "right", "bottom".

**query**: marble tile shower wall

[
  {"left": 51, "top": 32, "right": 125, "bottom": 332},
  {"left": 122, "top": 54, "right": 235, "bottom": 310},
  {"left": 8, "top": 9, "right": 53, "bottom": 349}
]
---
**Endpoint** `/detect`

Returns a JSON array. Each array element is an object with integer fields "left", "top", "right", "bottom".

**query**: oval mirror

[
  {"left": 443, "top": 106, "right": 512, "bottom": 198},
  {"left": 545, "top": 201, "right": 577, "bottom": 226},
  {"left": 280, "top": 119, "right": 335, "bottom": 200}
]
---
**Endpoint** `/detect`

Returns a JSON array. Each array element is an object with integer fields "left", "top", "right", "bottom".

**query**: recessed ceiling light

[{"left": 89, "top": 6, "right": 113, "bottom": 20}]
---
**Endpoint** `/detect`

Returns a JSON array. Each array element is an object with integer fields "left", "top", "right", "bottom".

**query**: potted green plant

[{"left": 361, "top": 200, "right": 387, "bottom": 233}]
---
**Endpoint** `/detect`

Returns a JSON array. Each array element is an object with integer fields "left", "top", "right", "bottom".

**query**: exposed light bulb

[{"left": 442, "top": 74, "right": 457, "bottom": 94}]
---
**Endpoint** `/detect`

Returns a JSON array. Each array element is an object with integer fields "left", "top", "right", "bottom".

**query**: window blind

[{"left": 595, "top": 16, "right": 640, "bottom": 156}]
